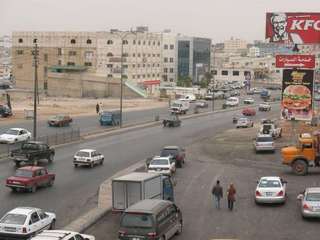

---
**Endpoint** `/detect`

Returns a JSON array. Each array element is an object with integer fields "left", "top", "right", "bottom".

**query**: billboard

[
  {"left": 276, "top": 55, "right": 315, "bottom": 69},
  {"left": 266, "top": 12, "right": 320, "bottom": 44},
  {"left": 281, "top": 69, "right": 314, "bottom": 121}
]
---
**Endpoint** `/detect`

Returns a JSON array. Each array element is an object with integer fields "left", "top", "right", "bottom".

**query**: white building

[
  {"left": 248, "top": 46, "right": 260, "bottom": 57},
  {"left": 161, "top": 33, "right": 177, "bottom": 87},
  {"left": 224, "top": 37, "right": 247, "bottom": 54}
]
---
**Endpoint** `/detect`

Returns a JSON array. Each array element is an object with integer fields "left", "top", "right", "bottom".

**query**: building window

[
  {"left": 143, "top": 41, "right": 146, "bottom": 45},
  {"left": 169, "top": 58, "right": 173, "bottom": 63},
  {"left": 69, "top": 51, "right": 77, "bottom": 56},
  {"left": 148, "top": 41, "right": 151, "bottom": 45},
  {"left": 16, "top": 50, "right": 24, "bottom": 55},
  {"left": 163, "top": 75, "right": 168, "bottom": 81},
  {"left": 58, "top": 48, "right": 62, "bottom": 56},
  {"left": 133, "top": 40, "right": 136, "bottom": 45},
  {"left": 67, "top": 62, "right": 75, "bottom": 66},
  {"left": 123, "top": 64, "right": 128, "bottom": 68},
  {"left": 17, "top": 64, "right": 23, "bottom": 69},
  {"left": 138, "top": 53, "right": 141, "bottom": 57},
  {"left": 170, "top": 68, "right": 174, "bottom": 73},
  {"left": 137, "top": 64, "right": 140, "bottom": 67},
  {"left": 133, "top": 53, "right": 135, "bottom": 57},
  {"left": 132, "top": 75, "right": 135, "bottom": 79},
  {"left": 233, "top": 71, "right": 239, "bottom": 76},
  {"left": 87, "top": 39, "right": 92, "bottom": 44},
  {"left": 85, "top": 51, "right": 94, "bottom": 59},
  {"left": 107, "top": 74, "right": 113, "bottom": 78},
  {"left": 222, "top": 70, "right": 228, "bottom": 76},
  {"left": 85, "top": 62, "right": 92, "bottom": 66},
  {"left": 107, "top": 64, "right": 113, "bottom": 68},
  {"left": 132, "top": 64, "right": 135, "bottom": 68},
  {"left": 142, "top": 74, "right": 146, "bottom": 78},
  {"left": 276, "top": 70, "right": 280, "bottom": 73},
  {"left": 152, "top": 54, "right": 155, "bottom": 57},
  {"left": 164, "top": 44, "right": 168, "bottom": 50},
  {"left": 107, "top": 40, "right": 113, "bottom": 45},
  {"left": 142, "top": 53, "right": 146, "bottom": 57},
  {"left": 164, "top": 68, "right": 168, "bottom": 73},
  {"left": 107, "top": 52, "right": 113, "bottom": 57},
  {"left": 123, "top": 40, "right": 128, "bottom": 45},
  {"left": 157, "top": 63, "right": 160, "bottom": 67},
  {"left": 138, "top": 40, "right": 141, "bottom": 45},
  {"left": 170, "top": 78, "right": 174, "bottom": 82},
  {"left": 157, "top": 41, "right": 160, "bottom": 46},
  {"left": 152, "top": 73, "right": 155, "bottom": 77},
  {"left": 157, "top": 73, "right": 160, "bottom": 77},
  {"left": 18, "top": 38, "right": 23, "bottom": 43},
  {"left": 71, "top": 39, "right": 76, "bottom": 44},
  {"left": 58, "top": 60, "right": 62, "bottom": 65},
  {"left": 157, "top": 54, "right": 160, "bottom": 57},
  {"left": 170, "top": 44, "right": 174, "bottom": 49},
  {"left": 164, "top": 57, "right": 168, "bottom": 62},
  {"left": 143, "top": 64, "right": 145, "bottom": 67},
  {"left": 147, "top": 74, "right": 150, "bottom": 77},
  {"left": 123, "top": 53, "right": 129, "bottom": 57},
  {"left": 153, "top": 41, "right": 155, "bottom": 45},
  {"left": 44, "top": 54, "right": 48, "bottom": 62},
  {"left": 137, "top": 74, "right": 140, "bottom": 78},
  {"left": 148, "top": 53, "right": 151, "bottom": 57},
  {"left": 212, "top": 70, "right": 217, "bottom": 75}
]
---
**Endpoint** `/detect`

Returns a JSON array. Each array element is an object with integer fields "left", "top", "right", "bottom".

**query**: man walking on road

[
  {"left": 96, "top": 103, "right": 100, "bottom": 114},
  {"left": 227, "top": 183, "right": 236, "bottom": 211},
  {"left": 212, "top": 180, "right": 223, "bottom": 209}
]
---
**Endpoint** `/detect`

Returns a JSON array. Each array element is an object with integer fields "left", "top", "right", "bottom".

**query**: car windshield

[
  {"left": 15, "top": 169, "right": 33, "bottom": 178},
  {"left": 160, "top": 149, "right": 178, "bottom": 157},
  {"left": 238, "top": 118, "right": 248, "bottom": 123},
  {"left": 76, "top": 151, "right": 90, "bottom": 157},
  {"left": 257, "top": 137, "right": 273, "bottom": 142},
  {"left": 172, "top": 103, "right": 181, "bottom": 107},
  {"left": 150, "top": 159, "right": 169, "bottom": 165},
  {"left": 0, "top": 214, "right": 27, "bottom": 225},
  {"left": 306, "top": 192, "right": 320, "bottom": 201},
  {"left": 21, "top": 143, "right": 39, "bottom": 150},
  {"left": 121, "top": 213, "right": 153, "bottom": 228},
  {"left": 5, "top": 129, "right": 19, "bottom": 135},
  {"left": 259, "top": 180, "right": 281, "bottom": 188}
]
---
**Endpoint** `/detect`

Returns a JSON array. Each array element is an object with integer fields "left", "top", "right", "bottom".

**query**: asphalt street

[
  {"left": 0, "top": 98, "right": 278, "bottom": 229},
  {"left": 85, "top": 106, "right": 320, "bottom": 240}
]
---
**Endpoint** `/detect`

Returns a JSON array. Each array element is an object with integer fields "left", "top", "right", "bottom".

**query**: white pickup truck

[
  {"left": 169, "top": 100, "right": 189, "bottom": 114},
  {"left": 259, "top": 122, "right": 282, "bottom": 138}
]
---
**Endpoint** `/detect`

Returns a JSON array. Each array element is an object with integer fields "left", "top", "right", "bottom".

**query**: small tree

[{"left": 177, "top": 76, "right": 192, "bottom": 87}]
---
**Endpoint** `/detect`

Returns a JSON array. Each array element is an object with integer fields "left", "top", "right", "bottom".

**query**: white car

[
  {"left": 178, "top": 94, "right": 196, "bottom": 102},
  {"left": 236, "top": 118, "right": 254, "bottom": 128},
  {"left": 31, "top": 230, "right": 95, "bottom": 240},
  {"left": 255, "top": 176, "right": 287, "bottom": 204},
  {"left": 0, "top": 207, "right": 56, "bottom": 239},
  {"left": 297, "top": 187, "right": 320, "bottom": 219},
  {"left": 148, "top": 156, "right": 176, "bottom": 176},
  {"left": 259, "top": 102, "right": 271, "bottom": 111},
  {"left": 254, "top": 134, "right": 275, "bottom": 153},
  {"left": 244, "top": 98, "right": 255, "bottom": 104},
  {"left": 73, "top": 149, "right": 104, "bottom": 168},
  {"left": 225, "top": 97, "right": 239, "bottom": 107},
  {"left": 0, "top": 128, "right": 32, "bottom": 144}
]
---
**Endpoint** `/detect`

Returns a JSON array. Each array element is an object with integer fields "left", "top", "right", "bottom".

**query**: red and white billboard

[
  {"left": 266, "top": 12, "right": 320, "bottom": 44},
  {"left": 276, "top": 55, "right": 315, "bottom": 68}
]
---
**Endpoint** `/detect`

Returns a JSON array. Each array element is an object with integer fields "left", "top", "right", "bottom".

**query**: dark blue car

[{"left": 99, "top": 111, "right": 121, "bottom": 126}]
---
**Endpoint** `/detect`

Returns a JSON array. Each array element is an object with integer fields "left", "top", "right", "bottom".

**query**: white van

[
  {"left": 178, "top": 94, "right": 196, "bottom": 102},
  {"left": 225, "top": 97, "right": 239, "bottom": 107}
]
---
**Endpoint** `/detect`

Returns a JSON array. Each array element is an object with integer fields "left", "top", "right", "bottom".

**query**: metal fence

[{"left": 0, "top": 128, "right": 81, "bottom": 157}]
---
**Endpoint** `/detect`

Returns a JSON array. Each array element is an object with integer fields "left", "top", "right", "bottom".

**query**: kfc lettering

[{"left": 290, "top": 20, "right": 320, "bottom": 31}]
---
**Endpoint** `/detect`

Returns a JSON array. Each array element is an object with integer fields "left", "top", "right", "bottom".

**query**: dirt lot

[{"left": 0, "top": 97, "right": 168, "bottom": 123}]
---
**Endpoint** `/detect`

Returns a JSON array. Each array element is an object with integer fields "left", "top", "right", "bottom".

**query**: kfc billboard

[
  {"left": 276, "top": 55, "right": 315, "bottom": 68},
  {"left": 266, "top": 12, "right": 320, "bottom": 44},
  {"left": 281, "top": 69, "right": 314, "bottom": 121}
]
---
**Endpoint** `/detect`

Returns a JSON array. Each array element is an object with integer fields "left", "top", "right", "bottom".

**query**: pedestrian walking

[
  {"left": 227, "top": 183, "right": 236, "bottom": 211},
  {"left": 99, "top": 102, "right": 103, "bottom": 115},
  {"left": 211, "top": 180, "right": 223, "bottom": 209},
  {"left": 96, "top": 103, "right": 100, "bottom": 114}
]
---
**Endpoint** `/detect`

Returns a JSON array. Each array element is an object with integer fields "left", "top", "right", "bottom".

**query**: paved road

[
  {"left": 85, "top": 106, "right": 320, "bottom": 240},
  {"left": 0, "top": 100, "right": 279, "bottom": 228},
  {"left": 0, "top": 91, "right": 280, "bottom": 154}
]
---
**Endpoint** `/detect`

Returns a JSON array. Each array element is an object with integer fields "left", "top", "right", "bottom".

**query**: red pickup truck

[{"left": 6, "top": 166, "right": 55, "bottom": 193}]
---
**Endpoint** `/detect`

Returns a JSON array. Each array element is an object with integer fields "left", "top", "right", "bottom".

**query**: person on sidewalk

[
  {"left": 99, "top": 102, "right": 103, "bottom": 115},
  {"left": 212, "top": 180, "right": 223, "bottom": 209},
  {"left": 96, "top": 103, "right": 100, "bottom": 114},
  {"left": 227, "top": 183, "right": 236, "bottom": 211}
]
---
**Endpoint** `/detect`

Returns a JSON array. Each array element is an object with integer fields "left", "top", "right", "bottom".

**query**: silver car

[
  {"left": 298, "top": 187, "right": 320, "bottom": 218},
  {"left": 236, "top": 118, "right": 254, "bottom": 128},
  {"left": 254, "top": 134, "right": 275, "bottom": 153},
  {"left": 255, "top": 176, "right": 287, "bottom": 204}
]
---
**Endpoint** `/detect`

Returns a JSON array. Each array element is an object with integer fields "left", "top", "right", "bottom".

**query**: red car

[
  {"left": 242, "top": 108, "right": 256, "bottom": 116},
  {"left": 6, "top": 166, "right": 55, "bottom": 193}
]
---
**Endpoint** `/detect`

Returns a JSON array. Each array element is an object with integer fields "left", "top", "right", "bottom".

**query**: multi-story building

[
  {"left": 177, "top": 36, "right": 211, "bottom": 84},
  {"left": 161, "top": 33, "right": 177, "bottom": 87},
  {"left": 0, "top": 35, "right": 12, "bottom": 80},
  {"left": 224, "top": 37, "right": 247, "bottom": 55}
]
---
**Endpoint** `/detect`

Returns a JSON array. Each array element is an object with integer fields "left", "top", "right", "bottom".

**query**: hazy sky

[{"left": 1, "top": 0, "right": 319, "bottom": 43}]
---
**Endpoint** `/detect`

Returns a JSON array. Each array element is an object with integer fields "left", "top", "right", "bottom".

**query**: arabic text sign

[
  {"left": 266, "top": 12, "right": 320, "bottom": 44},
  {"left": 276, "top": 55, "right": 315, "bottom": 68}
]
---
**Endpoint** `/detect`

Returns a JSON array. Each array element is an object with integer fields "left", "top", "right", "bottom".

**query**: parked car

[
  {"left": 73, "top": 149, "right": 104, "bottom": 168},
  {"left": 148, "top": 156, "right": 176, "bottom": 176},
  {"left": 254, "top": 134, "right": 275, "bottom": 153},
  {"left": 255, "top": 176, "right": 287, "bottom": 204},
  {"left": 99, "top": 111, "right": 121, "bottom": 126},
  {"left": 242, "top": 108, "right": 256, "bottom": 116},
  {"left": 10, "top": 141, "right": 55, "bottom": 167},
  {"left": 119, "top": 199, "right": 183, "bottom": 240},
  {"left": 6, "top": 166, "right": 55, "bottom": 193},
  {"left": 178, "top": 94, "right": 196, "bottom": 102},
  {"left": 259, "top": 102, "right": 271, "bottom": 111},
  {"left": 204, "top": 94, "right": 213, "bottom": 100},
  {"left": 0, "top": 128, "right": 31, "bottom": 144},
  {"left": 225, "top": 97, "right": 239, "bottom": 107},
  {"left": 195, "top": 100, "right": 208, "bottom": 108},
  {"left": 163, "top": 115, "right": 181, "bottom": 127},
  {"left": 160, "top": 146, "right": 186, "bottom": 168},
  {"left": 48, "top": 114, "right": 72, "bottom": 127},
  {"left": 243, "top": 97, "right": 255, "bottom": 104},
  {"left": 253, "top": 88, "right": 263, "bottom": 94},
  {"left": 31, "top": 230, "right": 95, "bottom": 240},
  {"left": 297, "top": 187, "right": 320, "bottom": 218},
  {"left": 230, "top": 90, "right": 240, "bottom": 96},
  {"left": 236, "top": 118, "right": 254, "bottom": 128},
  {"left": 0, "top": 207, "right": 56, "bottom": 239},
  {"left": 0, "top": 104, "right": 12, "bottom": 117}
]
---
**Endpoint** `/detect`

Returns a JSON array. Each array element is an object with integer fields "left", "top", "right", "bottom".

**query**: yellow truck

[{"left": 281, "top": 132, "right": 320, "bottom": 175}]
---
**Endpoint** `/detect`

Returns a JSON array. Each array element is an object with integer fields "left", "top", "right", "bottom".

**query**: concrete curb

[{"left": 64, "top": 160, "right": 145, "bottom": 233}]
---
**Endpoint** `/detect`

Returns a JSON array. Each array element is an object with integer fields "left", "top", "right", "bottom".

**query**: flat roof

[{"left": 113, "top": 172, "right": 160, "bottom": 182}]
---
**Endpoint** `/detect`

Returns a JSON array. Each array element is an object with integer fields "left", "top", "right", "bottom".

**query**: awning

[{"left": 143, "top": 80, "right": 161, "bottom": 86}]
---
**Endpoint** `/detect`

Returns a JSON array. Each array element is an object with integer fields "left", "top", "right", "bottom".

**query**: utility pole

[
  {"left": 119, "top": 39, "right": 124, "bottom": 128},
  {"left": 32, "top": 39, "right": 39, "bottom": 140},
  {"left": 211, "top": 47, "right": 215, "bottom": 112}
]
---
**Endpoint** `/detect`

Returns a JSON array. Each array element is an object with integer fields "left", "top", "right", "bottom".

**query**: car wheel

[
  {"left": 47, "top": 179, "right": 54, "bottom": 187},
  {"left": 50, "top": 219, "right": 56, "bottom": 230},
  {"left": 15, "top": 161, "right": 20, "bottom": 167},
  {"left": 100, "top": 158, "right": 104, "bottom": 165},
  {"left": 90, "top": 162, "right": 94, "bottom": 168},
  {"left": 176, "top": 221, "right": 183, "bottom": 235},
  {"left": 48, "top": 153, "right": 54, "bottom": 163},
  {"left": 292, "top": 160, "right": 308, "bottom": 175},
  {"left": 11, "top": 187, "right": 17, "bottom": 192},
  {"left": 74, "top": 164, "right": 78, "bottom": 168},
  {"left": 30, "top": 185, "right": 37, "bottom": 193}
]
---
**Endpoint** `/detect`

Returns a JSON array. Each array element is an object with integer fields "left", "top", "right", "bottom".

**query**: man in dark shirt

[{"left": 212, "top": 180, "right": 223, "bottom": 209}]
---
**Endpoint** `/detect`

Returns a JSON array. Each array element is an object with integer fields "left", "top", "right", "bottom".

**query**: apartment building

[{"left": 224, "top": 37, "right": 247, "bottom": 55}]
